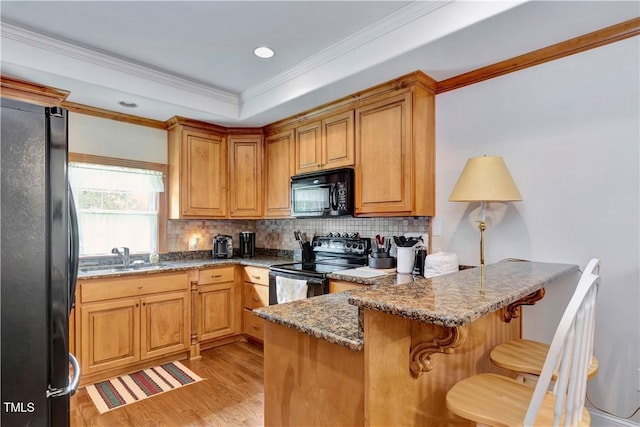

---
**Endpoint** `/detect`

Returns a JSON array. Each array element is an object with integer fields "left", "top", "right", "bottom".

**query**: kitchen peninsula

[{"left": 254, "top": 260, "right": 578, "bottom": 426}]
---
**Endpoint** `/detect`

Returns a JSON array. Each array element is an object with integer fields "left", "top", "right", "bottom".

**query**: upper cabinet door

[
  {"left": 229, "top": 135, "right": 263, "bottom": 218},
  {"left": 265, "top": 130, "right": 294, "bottom": 218},
  {"left": 295, "top": 121, "right": 322, "bottom": 175},
  {"left": 355, "top": 92, "right": 412, "bottom": 215},
  {"left": 294, "top": 111, "right": 355, "bottom": 175},
  {"left": 182, "top": 130, "right": 228, "bottom": 217},
  {"left": 168, "top": 126, "right": 228, "bottom": 219},
  {"left": 322, "top": 110, "right": 354, "bottom": 170}
]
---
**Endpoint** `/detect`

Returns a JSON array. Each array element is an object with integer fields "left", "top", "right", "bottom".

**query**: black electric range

[{"left": 268, "top": 233, "right": 371, "bottom": 304}]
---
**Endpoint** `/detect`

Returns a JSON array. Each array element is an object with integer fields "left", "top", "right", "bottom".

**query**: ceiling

[{"left": 1, "top": 1, "right": 638, "bottom": 127}]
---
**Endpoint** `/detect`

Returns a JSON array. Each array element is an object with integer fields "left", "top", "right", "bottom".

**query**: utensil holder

[{"left": 396, "top": 247, "right": 414, "bottom": 274}]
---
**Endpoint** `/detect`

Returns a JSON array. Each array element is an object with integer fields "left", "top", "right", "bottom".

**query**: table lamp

[{"left": 449, "top": 155, "right": 522, "bottom": 291}]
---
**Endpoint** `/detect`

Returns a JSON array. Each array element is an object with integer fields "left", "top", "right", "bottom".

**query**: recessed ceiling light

[
  {"left": 253, "top": 46, "right": 275, "bottom": 59},
  {"left": 118, "top": 100, "right": 138, "bottom": 108}
]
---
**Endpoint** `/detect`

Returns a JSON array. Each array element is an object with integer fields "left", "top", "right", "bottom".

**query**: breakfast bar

[{"left": 254, "top": 260, "right": 578, "bottom": 426}]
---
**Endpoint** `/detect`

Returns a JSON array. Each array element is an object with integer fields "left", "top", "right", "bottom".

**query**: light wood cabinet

[
  {"left": 140, "top": 291, "right": 190, "bottom": 360},
  {"left": 76, "top": 272, "right": 190, "bottom": 380},
  {"left": 329, "top": 279, "right": 367, "bottom": 293},
  {"left": 242, "top": 266, "right": 269, "bottom": 342},
  {"left": 197, "top": 266, "right": 241, "bottom": 342},
  {"left": 80, "top": 298, "right": 141, "bottom": 375},
  {"left": 264, "top": 129, "right": 294, "bottom": 218},
  {"left": 229, "top": 135, "right": 263, "bottom": 218},
  {"left": 355, "top": 86, "right": 435, "bottom": 216},
  {"left": 295, "top": 111, "right": 354, "bottom": 174},
  {"left": 168, "top": 120, "right": 228, "bottom": 218},
  {"left": 264, "top": 71, "right": 435, "bottom": 218}
]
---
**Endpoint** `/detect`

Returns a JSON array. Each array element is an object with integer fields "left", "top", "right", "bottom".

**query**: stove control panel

[{"left": 312, "top": 235, "right": 370, "bottom": 256}]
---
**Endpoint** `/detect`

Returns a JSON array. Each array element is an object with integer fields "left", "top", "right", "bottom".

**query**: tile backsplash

[{"left": 167, "top": 217, "right": 429, "bottom": 252}]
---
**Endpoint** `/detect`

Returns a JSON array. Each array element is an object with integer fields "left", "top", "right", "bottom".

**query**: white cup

[{"left": 396, "top": 247, "right": 414, "bottom": 274}]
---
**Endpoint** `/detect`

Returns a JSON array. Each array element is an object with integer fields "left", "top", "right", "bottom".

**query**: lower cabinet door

[
  {"left": 199, "top": 282, "right": 241, "bottom": 341},
  {"left": 140, "top": 291, "right": 190, "bottom": 360},
  {"left": 80, "top": 298, "right": 141, "bottom": 374}
]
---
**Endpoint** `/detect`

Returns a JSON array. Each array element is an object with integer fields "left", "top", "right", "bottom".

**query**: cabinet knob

[
  {"left": 252, "top": 296, "right": 260, "bottom": 302},
  {"left": 138, "top": 286, "right": 143, "bottom": 290},
  {"left": 252, "top": 324, "right": 260, "bottom": 330},
  {"left": 251, "top": 275, "right": 261, "bottom": 280}
]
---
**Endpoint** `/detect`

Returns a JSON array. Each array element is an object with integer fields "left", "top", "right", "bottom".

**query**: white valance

[{"left": 69, "top": 162, "right": 164, "bottom": 193}]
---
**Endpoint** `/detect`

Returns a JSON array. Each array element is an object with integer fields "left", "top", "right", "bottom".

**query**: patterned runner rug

[{"left": 85, "top": 361, "right": 204, "bottom": 413}]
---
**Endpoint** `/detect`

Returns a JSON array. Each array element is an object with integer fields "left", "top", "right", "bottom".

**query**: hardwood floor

[{"left": 70, "top": 341, "right": 265, "bottom": 426}]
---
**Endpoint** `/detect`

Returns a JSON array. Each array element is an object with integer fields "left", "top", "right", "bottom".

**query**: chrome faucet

[{"left": 111, "top": 247, "right": 130, "bottom": 268}]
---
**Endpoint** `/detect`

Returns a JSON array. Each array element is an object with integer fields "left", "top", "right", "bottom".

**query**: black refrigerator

[{"left": 1, "top": 98, "right": 80, "bottom": 426}]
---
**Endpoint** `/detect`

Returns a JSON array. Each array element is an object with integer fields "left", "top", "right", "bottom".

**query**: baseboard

[{"left": 589, "top": 408, "right": 640, "bottom": 427}]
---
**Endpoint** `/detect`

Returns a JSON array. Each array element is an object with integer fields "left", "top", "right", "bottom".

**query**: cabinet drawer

[
  {"left": 243, "top": 283, "right": 269, "bottom": 309},
  {"left": 242, "top": 308, "right": 264, "bottom": 342},
  {"left": 80, "top": 272, "right": 188, "bottom": 303},
  {"left": 198, "top": 266, "right": 235, "bottom": 285},
  {"left": 242, "top": 266, "right": 269, "bottom": 286},
  {"left": 329, "top": 280, "right": 367, "bottom": 293}
]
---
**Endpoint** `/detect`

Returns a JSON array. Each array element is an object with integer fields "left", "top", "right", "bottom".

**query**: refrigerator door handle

[
  {"left": 47, "top": 353, "right": 80, "bottom": 398},
  {"left": 68, "top": 187, "right": 79, "bottom": 314}
]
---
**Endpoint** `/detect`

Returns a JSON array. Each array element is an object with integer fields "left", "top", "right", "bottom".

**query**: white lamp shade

[{"left": 449, "top": 156, "right": 522, "bottom": 202}]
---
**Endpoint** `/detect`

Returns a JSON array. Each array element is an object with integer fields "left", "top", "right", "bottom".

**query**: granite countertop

[
  {"left": 78, "top": 255, "right": 290, "bottom": 279},
  {"left": 253, "top": 291, "right": 364, "bottom": 351},
  {"left": 254, "top": 260, "right": 578, "bottom": 351}
]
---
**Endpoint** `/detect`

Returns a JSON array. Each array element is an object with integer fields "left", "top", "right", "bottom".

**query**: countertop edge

[
  {"left": 253, "top": 308, "right": 364, "bottom": 352},
  {"left": 78, "top": 257, "right": 289, "bottom": 279},
  {"left": 347, "top": 262, "right": 580, "bottom": 327}
]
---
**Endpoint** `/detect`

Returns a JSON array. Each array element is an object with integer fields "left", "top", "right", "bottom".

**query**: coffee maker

[
  {"left": 212, "top": 235, "right": 233, "bottom": 259},
  {"left": 239, "top": 231, "right": 256, "bottom": 258}
]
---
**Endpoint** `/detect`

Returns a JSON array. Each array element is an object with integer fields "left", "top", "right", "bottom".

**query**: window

[{"left": 69, "top": 154, "right": 167, "bottom": 256}]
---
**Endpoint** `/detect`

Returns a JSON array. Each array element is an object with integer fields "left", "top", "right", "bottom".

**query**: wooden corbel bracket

[
  {"left": 502, "top": 288, "right": 546, "bottom": 323},
  {"left": 409, "top": 325, "right": 468, "bottom": 378}
]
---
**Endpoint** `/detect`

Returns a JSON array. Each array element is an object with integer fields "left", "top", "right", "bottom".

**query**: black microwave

[{"left": 291, "top": 168, "right": 354, "bottom": 217}]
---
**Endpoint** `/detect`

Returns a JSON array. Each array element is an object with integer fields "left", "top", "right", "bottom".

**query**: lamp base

[{"left": 477, "top": 220, "right": 486, "bottom": 293}]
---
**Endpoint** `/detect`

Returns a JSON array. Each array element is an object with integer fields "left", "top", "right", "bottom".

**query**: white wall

[
  {"left": 68, "top": 112, "right": 167, "bottom": 163},
  {"left": 435, "top": 37, "right": 640, "bottom": 424}
]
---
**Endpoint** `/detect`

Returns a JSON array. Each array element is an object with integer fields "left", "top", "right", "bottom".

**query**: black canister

[{"left": 412, "top": 248, "right": 427, "bottom": 276}]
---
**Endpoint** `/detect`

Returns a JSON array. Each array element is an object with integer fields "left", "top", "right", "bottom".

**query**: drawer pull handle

[
  {"left": 252, "top": 324, "right": 260, "bottom": 330},
  {"left": 211, "top": 275, "right": 222, "bottom": 279},
  {"left": 252, "top": 296, "right": 260, "bottom": 302},
  {"left": 251, "top": 275, "right": 261, "bottom": 280},
  {"left": 138, "top": 286, "right": 143, "bottom": 290}
]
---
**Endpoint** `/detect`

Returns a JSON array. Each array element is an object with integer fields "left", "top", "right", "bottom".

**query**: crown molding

[
  {"left": 239, "top": 1, "right": 451, "bottom": 104},
  {"left": 436, "top": 17, "right": 640, "bottom": 93},
  {"left": 1, "top": 22, "right": 239, "bottom": 105},
  {"left": 63, "top": 101, "right": 167, "bottom": 129},
  {"left": 1, "top": 75, "right": 69, "bottom": 106}
]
